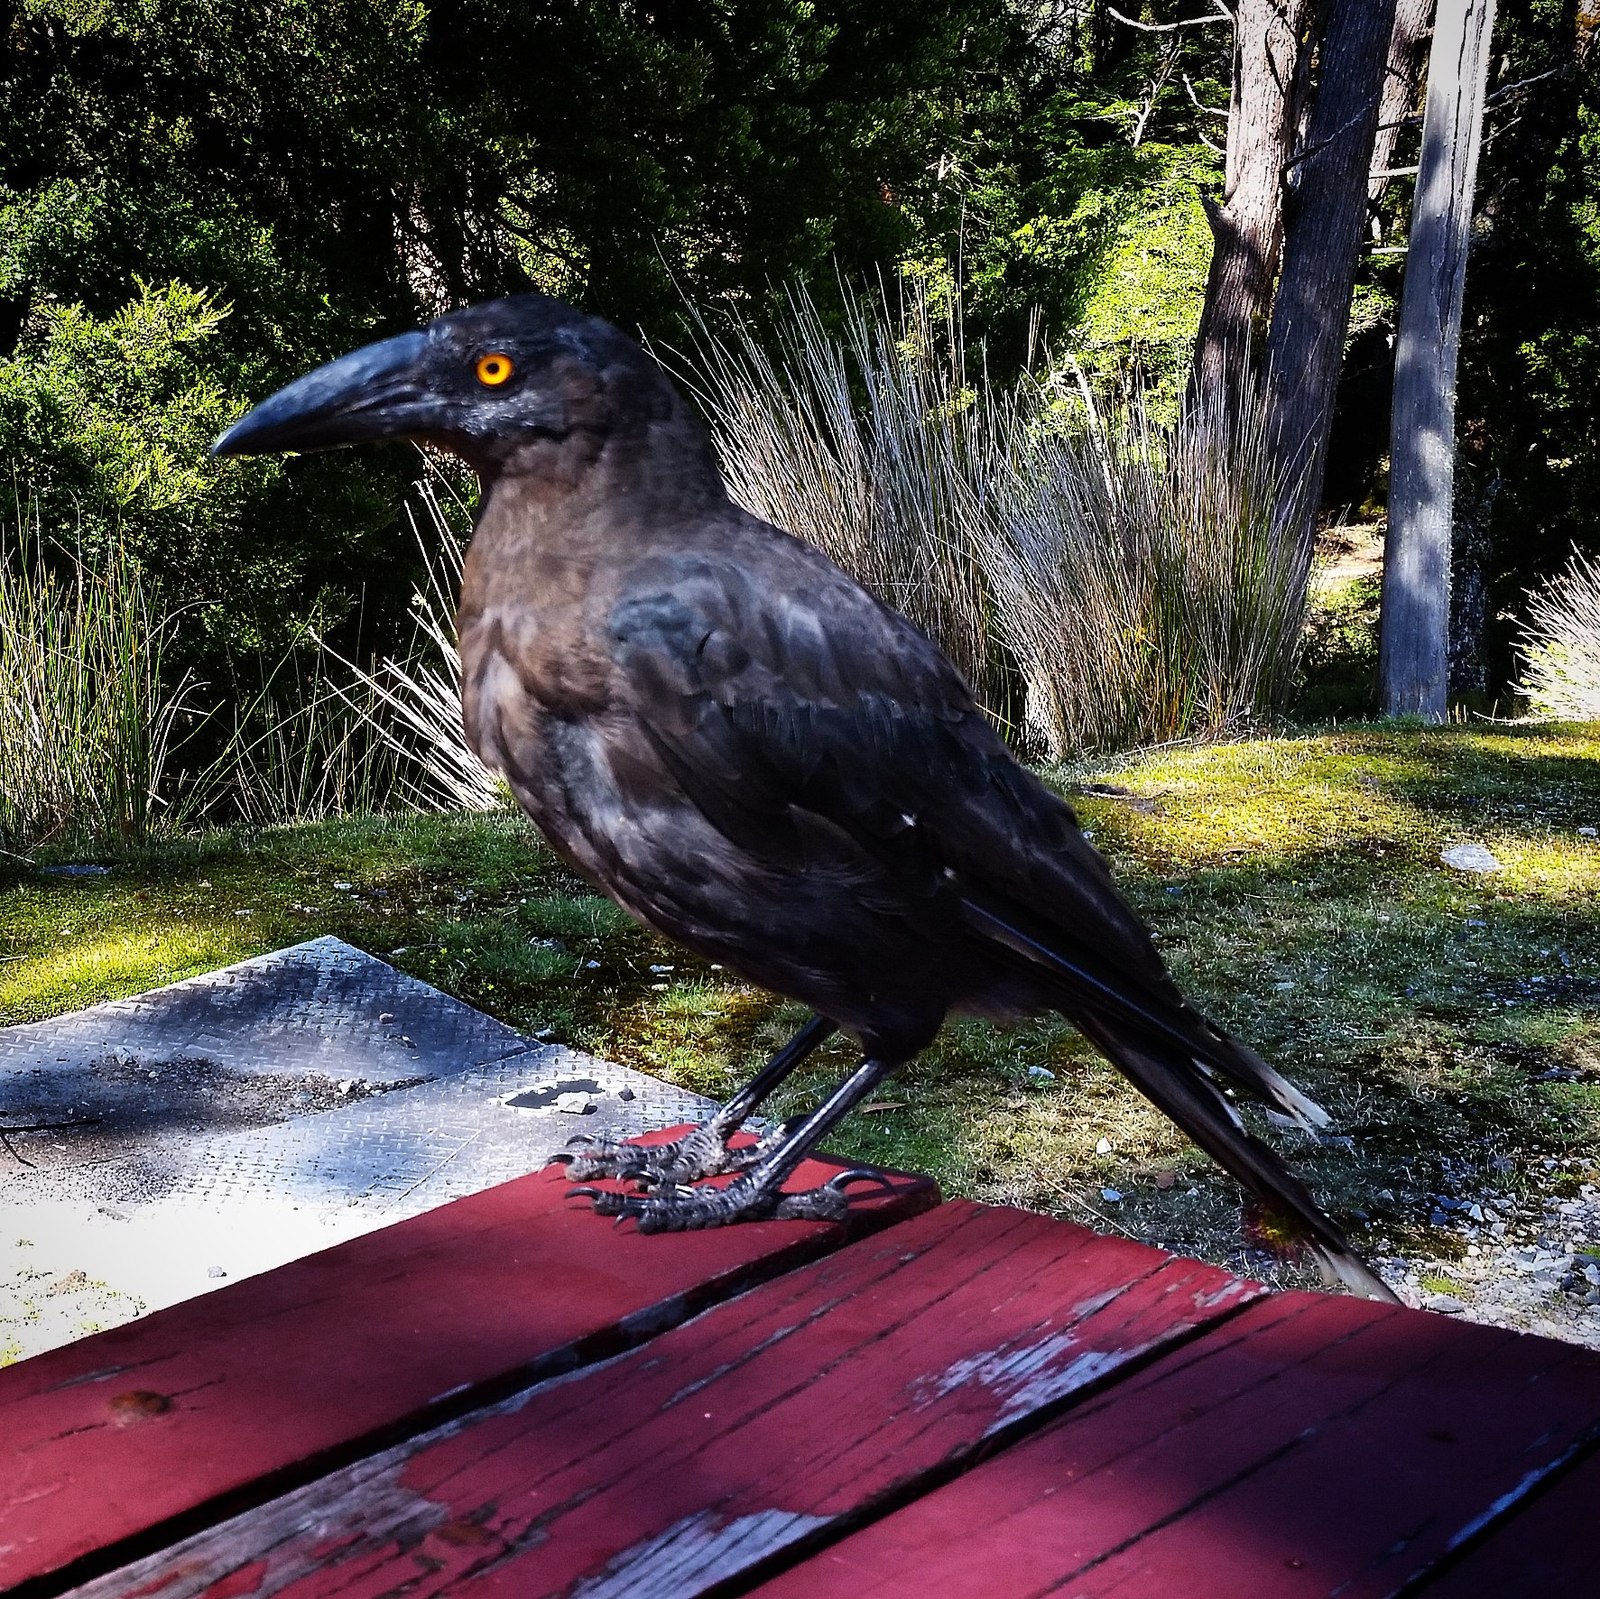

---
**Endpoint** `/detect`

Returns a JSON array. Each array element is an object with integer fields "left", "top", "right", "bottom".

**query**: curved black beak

[{"left": 211, "top": 329, "right": 431, "bottom": 458}]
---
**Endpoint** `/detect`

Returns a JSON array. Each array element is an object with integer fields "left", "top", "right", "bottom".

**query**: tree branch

[
  {"left": 1484, "top": 67, "right": 1562, "bottom": 107},
  {"left": 1106, "top": 4, "right": 1233, "bottom": 33},
  {"left": 1183, "top": 72, "right": 1230, "bottom": 119}
]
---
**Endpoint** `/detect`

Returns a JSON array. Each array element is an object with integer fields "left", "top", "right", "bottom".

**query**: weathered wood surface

[
  {"left": 0, "top": 1132, "right": 934, "bottom": 1595},
  {"left": 749, "top": 1290, "right": 1600, "bottom": 1599},
  {"left": 67, "top": 1202, "right": 1257, "bottom": 1599},
  {"left": 1419, "top": 1446, "right": 1599, "bottom": 1596}
]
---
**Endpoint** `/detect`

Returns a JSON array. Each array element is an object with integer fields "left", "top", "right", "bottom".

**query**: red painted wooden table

[{"left": 3, "top": 1130, "right": 1597, "bottom": 1599}]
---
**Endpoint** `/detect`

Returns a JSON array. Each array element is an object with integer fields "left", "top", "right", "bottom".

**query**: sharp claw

[
  {"left": 823, "top": 1167, "right": 898, "bottom": 1196},
  {"left": 567, "top": 1185, "right": 603, "bottom": 1201}
]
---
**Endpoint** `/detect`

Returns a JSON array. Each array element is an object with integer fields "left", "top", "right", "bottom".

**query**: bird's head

[{"left": 212, "top": 294, "right": 691, "bottom": 479}]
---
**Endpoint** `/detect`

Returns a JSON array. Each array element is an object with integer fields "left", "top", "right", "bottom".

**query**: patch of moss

[{"left": 7, "top": 723, "right": 1600, "bottom": 1283}]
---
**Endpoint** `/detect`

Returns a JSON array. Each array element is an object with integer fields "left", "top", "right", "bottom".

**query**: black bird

[{"left": 214, "top": 294, "right": 1395, "bottom": 1300}]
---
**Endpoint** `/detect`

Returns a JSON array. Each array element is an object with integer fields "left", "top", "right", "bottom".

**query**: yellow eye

[{"left": 475, "top": 352, "right": 514, "bottom": 386}]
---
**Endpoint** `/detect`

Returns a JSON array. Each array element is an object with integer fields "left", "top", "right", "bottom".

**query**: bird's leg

[
  {"left": 571, "top": 1053, "right": 904, "bottom": 1231},
  {"left": 556, "top": 1014, "right": 838, "bottom": 1186}
]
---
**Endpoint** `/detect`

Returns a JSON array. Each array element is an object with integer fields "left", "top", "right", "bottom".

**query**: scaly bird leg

[
  {"left": 571, "top": 1053, "right": 903, "bottom": 1231},
  {"left": 555, "top": 1013, "right": 837, "bottom": 1186}
]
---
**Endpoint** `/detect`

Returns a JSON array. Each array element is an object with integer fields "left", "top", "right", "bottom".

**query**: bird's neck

[
  {"left": 480, "top": 411, "right": 727, "bottom": 531},
  {"left": 463, "top": 421, "right": 731, "bottom": 612}
]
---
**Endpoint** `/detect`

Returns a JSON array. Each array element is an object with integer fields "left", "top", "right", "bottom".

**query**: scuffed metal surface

[
  {"left": 0, "top": 938, "right": 713, "bottom": 1351},
  {"left": 0, "top": 935, "right": 528, "bottom": 1088}
]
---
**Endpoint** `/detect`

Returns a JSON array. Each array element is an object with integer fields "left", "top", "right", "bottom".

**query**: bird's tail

[{"left": 963, "top": 893, "right": 1398, "bottom": 1303}]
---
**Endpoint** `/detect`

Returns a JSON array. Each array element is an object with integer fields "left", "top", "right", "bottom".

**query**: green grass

[{"left": 6, "top": 723, "right": 1599, "bottom": 1286}]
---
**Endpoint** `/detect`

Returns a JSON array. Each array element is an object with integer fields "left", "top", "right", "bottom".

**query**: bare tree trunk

[
  {"left": 1265, "top": 0, "right": 1400, "bottom": 531},
  {"left": 1367, "top": 0, "right": 1435, "bottom": 232},
  {"left": 1189, "top": 0, "right": 1310, "bottom": 402},
  {"left": 1378, "top": 0, "right": 1497, "bottom": 719}
]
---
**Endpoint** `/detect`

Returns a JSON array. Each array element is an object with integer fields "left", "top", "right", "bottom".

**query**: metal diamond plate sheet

[
  {"left": 0, "top": 935, "right": 530, "bottom": 1087},
  {"left": 0, "top": 940, "right": 716, "bottom": 1360}
]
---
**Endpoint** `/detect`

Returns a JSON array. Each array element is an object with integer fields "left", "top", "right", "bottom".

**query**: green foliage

[
  {"left": 1297, "top": 574, "right": 1383, "bottom": 721},
  {"left": 0, "top": 0, "right": 1018, "bottom": 673},
  {"left": 1455, "top": 2, "right": 1600, "bottom": 666},
  {"left": 0, "top": 0, "right": 1591, "bottom": 711},
  {"left": 0, "top": 283, "right": 258, "bottom": 632}
]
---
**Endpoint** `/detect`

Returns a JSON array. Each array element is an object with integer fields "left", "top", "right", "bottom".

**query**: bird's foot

[
  {"left": 569, "top": 1168, "right": 896, "bottom": 1232},
  {"left": 554, "top": 1120, "right": 781, "bottom": 1187}
]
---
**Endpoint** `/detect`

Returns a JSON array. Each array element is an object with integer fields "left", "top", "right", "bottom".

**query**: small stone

[
  {"left": 585, "top": 960, "right": 601, "bottom": 969},
  {"left": 648, "top": 964, "right": 674, "bottom": 974},
  {"left": 1467, "top": 1203, "right": 1484, "bottom": 1222},
  {"left": 332, "top": 881, "right": 353, "bottom": 891},
  {"left": 1424, "top": 1293, "right": 1466, "bottom": 1314},
  {"left": 553, "top": 1092, "right": 595, "bottom": 1115},
  {"left": 1467, "top": 1245, "right": 1481, "bottom": 1256},
  {"left": 1027, "top": 1065, "right": 1055, "bottom": 1081},
  {"left": 1095, "top": 1137, "right": 1113, "bottom": 1154},
  {"left": 1579, "top": 827, "right": 1597, "bottom": 837},
  {"left": 1155, "top": 1171, "right": 1177, "bottom": 1190},
  {"left": 207, "top": 1266, "right": 227, "bottom": 1279},
  {"left": 1430, "top": 1210, "right": 1450, "bottom": 1228},
  {"left": 617, "top": 1087, "right": 635, "bottom": 1101},
  {"left": 1441, "top": 844, "right": 1502, "bottom": 874},
  {"left": 379, "top": 1012, "right": 395, "bottom": 1024},
  {"left": 1100, "top": 1187, "right": 1123, "bottom": 1203}
]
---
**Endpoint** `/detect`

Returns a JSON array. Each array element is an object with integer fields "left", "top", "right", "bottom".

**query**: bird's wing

[
  {"left": 608, "top": 539, "right": 1395, "bottom": 1302},
  {"left": 609, "top": 542, "right": 1266, "bottom": 1080}
]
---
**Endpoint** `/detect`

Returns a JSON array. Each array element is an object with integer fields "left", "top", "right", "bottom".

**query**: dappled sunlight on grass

[
  {"left": 1, "top": 924, "right": 246, "bottom": 1020},
  {"left": 4, "top": 723, "right": 1598, "bottom": 1286}
]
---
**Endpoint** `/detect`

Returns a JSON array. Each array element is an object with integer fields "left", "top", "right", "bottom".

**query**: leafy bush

[
  {"left": 1515, "top": 546, "right": 1600, "bottom": 719},
  {"left": 0, "top": 281, "right": 269, "bottom": 658}
]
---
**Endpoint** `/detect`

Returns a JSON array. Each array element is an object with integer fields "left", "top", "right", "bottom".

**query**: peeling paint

[
  {"left": 64, "top": 1450, "right": 458, "bottom": 1599},
  {"left": 915, "top": 1329, "right": 1156, "bottom": 1435},
  {"left": 1193, "top": 1278, "right": 1257, "bottom": 1310},
  {"left": 566, "top": 1508, "right": 829, "bottom": 1598}
]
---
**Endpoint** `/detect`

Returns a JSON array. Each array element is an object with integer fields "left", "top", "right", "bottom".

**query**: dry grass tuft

[
  {"left": 681, "top": 279, "right": 1314, "bottom": 756},
  {"left": 1515, "top": 545, "right": 1600, "bottom": 719}
]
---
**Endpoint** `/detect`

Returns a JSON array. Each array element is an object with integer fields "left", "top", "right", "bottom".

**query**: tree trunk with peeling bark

[
  {"left": 1188, "top": 0, "right": 1310, "bottom": 404},
  {"left": 1264, "top": 0, "right": 1400, "bottom": 524},
  {"left": 1379, "top": 0, "right": 1497, "bottom": 719},
  {"left": 1368, "top": 0, "right": 1435, "bottom": 232}
]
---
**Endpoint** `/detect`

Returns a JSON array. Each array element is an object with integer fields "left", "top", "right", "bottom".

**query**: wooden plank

[
  {"left": 67, "top": 1201, "right": 1259, "bottom": 1599},
  {"left": 1415, "top": 1447, "right": 1600, "bottom": 1596},
  {"left": 0, "top": 1132, "right": 935, "bottom": 1596},
  {"left": 748, "top": 1292, "right": 1600, "bottom": 1599}
]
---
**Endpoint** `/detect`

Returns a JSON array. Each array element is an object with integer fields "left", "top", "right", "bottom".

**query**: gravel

[{"left": 1373, "top": 1175, "right": 1600, "bottom": 1348}]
